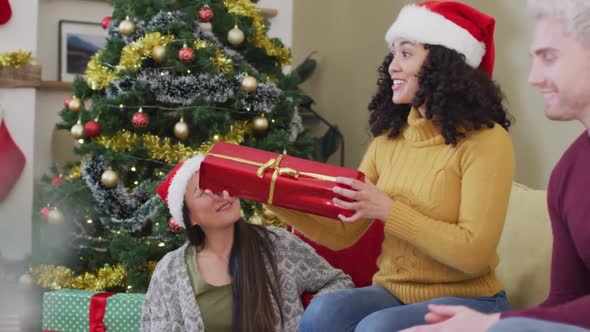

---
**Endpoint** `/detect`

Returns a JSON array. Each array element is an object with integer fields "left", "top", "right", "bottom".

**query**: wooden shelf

[
  {"left": 0, "top": 65, "right": 42, "bottom": 88},
  {"left": 38, "top": 80, "right": 73, "bottom": 91}
]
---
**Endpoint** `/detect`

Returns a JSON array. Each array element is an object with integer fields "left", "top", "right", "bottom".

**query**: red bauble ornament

[
  {"left": 101, "top": 16, "right": 112, "bottom": 30},
  {"left": 84, "top": 120, "right": 101, "bottom": 138},
  {"left": 178, "top": 45, "right": 195, "bottom": 63},
  {"left": 198, "top": 7, "right": 214, "bottom": 22},
  {"left": 168, "top": 218, "right": 184, "bottom": 233},
  {"left": 51, "top": 175, "right": 63, "bottom": 186},
  {"left": 40, "top": 207, "right": 51, "bottom": 220},
  {"left": 132, "top": 109, "right": 149, "bottom": 128},
  {"left": 64, "top": 96, "right": 73, "bottom": 107}
]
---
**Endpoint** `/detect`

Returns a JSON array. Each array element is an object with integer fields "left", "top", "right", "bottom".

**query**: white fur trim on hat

[
  {"left": 167, "top": 155, "right": 204, "bottom": 227},
  {"left": 385, "top": 4, "right": 485, "bottom": 68}
]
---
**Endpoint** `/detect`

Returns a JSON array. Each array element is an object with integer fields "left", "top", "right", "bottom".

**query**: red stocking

[
  {"left": 0, "top": 0, "right": 12, "bottom": 25},
  {"left": 0, "top": 117, "right": 26, "bottom": 202}
]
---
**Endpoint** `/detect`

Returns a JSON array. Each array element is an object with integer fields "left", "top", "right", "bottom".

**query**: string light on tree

[
  {"left": 252, "top": 115, "right": 269, "bottom": 133},
  {"left": 227, "top": 24, "right": 245, "bottom": 46},
  {"left": 101, "top": 168, "right": 119, "bottom": 188},
  {"left": 241, "top": 75, "right": 258, "bottom": 92},
  {"left": 132, "top": 107, "right": 149, "bottom": 127},
  {"left": 173, "top": 117, "right": 190, "bottom": 140},
  {"left": 151, "top": 45, "right": 166, "bottom": 62}
]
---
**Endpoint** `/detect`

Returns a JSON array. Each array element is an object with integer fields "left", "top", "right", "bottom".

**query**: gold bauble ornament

[
  {"left": 174, "top": 119, "right": 190, "bottom": 140},
  {"left": 227, "top": 25, "right": 245, "bottom": 46},
  {"left": 198, "top": 22, "right": 213, "bottom": 33},
  {"left": 252, "top": 115, "right": 269, "bottom": 133},
  {"left": 241, "top": 75, "right": 258, "bottom": 92},
  {"left": 47, "top": 208, "right": 65, "bottom": 225},
  {"left": 18, "top": 273, "right": 34, "bottom": 287},
  {"left": 119, "top": 17, "right": 136, "bottom": 36},
  {"left": 70, "top": 123, "right": 85, "bottom": 139},
  {"left": 151, "top": 45, "right": 166, "bottom": 62},
  {"left": 101, "top": 169, "right": 119, "bottom": 188},
  {"left": 68, "top": 97, "right": 82, "bottom": 112}
]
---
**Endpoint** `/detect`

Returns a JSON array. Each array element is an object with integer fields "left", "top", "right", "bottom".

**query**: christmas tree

[{"left": 32, "top": 0, "right": 319, "bottom": 293}]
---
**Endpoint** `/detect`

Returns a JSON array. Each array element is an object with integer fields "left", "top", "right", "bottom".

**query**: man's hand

[{"left": 399, "top": 305, "right": 501, "bottom": 332}]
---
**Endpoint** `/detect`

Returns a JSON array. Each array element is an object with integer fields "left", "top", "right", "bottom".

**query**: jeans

[
  {"left": 488, "top": 318, "right": 590, "bottom": 332},
  {"left": 299, "top": 285, "right": 511, "bottom": 332}
]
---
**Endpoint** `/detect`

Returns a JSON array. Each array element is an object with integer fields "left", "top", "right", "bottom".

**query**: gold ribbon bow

[{"left": 207, "top": 152, "right": 337, "bottom": 204}]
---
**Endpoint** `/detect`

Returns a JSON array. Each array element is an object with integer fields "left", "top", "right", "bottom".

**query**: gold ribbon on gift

[{"left": 207, "top": 152, "right": 337, "bottom": 205}]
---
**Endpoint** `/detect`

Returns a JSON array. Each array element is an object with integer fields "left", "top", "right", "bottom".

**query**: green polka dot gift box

[{"left": 42, "top": 289, "right": 144, "bottom": 332}]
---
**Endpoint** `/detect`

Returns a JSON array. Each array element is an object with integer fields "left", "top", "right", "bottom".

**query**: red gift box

[{"left": 199, "top": 142, "right": 365, "bottom": 219}]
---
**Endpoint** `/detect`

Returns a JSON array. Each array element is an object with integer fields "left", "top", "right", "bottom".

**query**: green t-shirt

[{"left": 185, "top": 245, "right": 232, "bottom": 332}]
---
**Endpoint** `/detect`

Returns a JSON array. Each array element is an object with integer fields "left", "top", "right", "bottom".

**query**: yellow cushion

[{"left": 496, "top": 182, "right": 552, "bottom": 309}]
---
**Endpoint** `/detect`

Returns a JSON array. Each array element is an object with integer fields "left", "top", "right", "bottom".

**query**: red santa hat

[
  {"left": 156, "top": 155, "right": 204, "bottom": 227},
  {"left": 385, "top": 0, "right": 496, "bottom": 77}
]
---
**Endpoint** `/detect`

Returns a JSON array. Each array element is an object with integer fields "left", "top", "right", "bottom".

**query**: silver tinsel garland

[
  {"left": 106, "top": 76, "right": 137, "bottom": 100},
  {"left": 81, "top": 155, "right": 161, "bottom": 233},
  {"left": 114, "top": 69, "right": 283, "bottom": 113},
  {"left": 146, "top": 10, "right": 186, "bottom": 33},
  {"left": 235, "top": 73, "right": 282, "bottom": 114}
]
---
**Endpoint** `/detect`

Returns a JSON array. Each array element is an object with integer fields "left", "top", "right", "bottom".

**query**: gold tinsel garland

[
  {"left": 213, "top": 50, "right": 234, "bottom": 73},
  {"left": 193, "top": 40, "right": 234, "bottom": 74},
  {"left": 0, "top": 50, "right": 34, "bottom": 68},
  {"left": 86, "top": 33, "right": 173, "bottom": 90},
  {"left": 86, "top": 34, "right": 235, "bottom": 89},
  {"left": 31, "top": 264, "right": 127, "bottom": 291},
  {"left": 31, "top": 261, "right": 159, "bottom": 291},
  {"left": 65, "top": 165, "right": 82, "bottom": 181},
  {"left": 143, "top": 135, "right": 200, "bottom": 163},
  {"left": 85, "top": 51, "right": 118, "bottom": 90},
  {"left": 119, "top": 32, "right": 174, "bottom": 70},
  {"left": 94, "top": 121, "right": 249, "bottom": 163},
  {"left": 224, "top": 0, "right": 291, "bottom": 67}
]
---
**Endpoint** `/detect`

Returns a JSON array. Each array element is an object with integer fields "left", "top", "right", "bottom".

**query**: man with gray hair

[{"left": 400, "top": 0, "right": 590, "bottom": 331}]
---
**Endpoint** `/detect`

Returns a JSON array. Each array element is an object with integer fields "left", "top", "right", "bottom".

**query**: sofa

[{"left": 299, "top": 182, "right": 552, "bottom": 310}]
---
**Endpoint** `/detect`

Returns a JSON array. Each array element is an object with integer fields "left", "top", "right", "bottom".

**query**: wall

[
  {"left": 258, "top": 0, "right": 293, "bottom": 47},
  {"left": 0, "top": 0, "right": 39, "bottom": 260},
  {"left": 292, "top": 0, "right": 583, "bottom": 189},
  {"left": 292, "top": 0, "right": 403, "bottom": 169},
  {"left": 35, "top": 0, "right": 112, "bottom": 181}
]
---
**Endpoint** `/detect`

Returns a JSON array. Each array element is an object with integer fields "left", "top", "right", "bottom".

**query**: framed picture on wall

[{"left": 58, "top": 20, "right": 108, "bottom": 82}]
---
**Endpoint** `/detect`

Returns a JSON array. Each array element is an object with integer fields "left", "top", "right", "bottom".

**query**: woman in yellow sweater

[{"left": 269, "top": 1, "right": 515, "bottom": 331}]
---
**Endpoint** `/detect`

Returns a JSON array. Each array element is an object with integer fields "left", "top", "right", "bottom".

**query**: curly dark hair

[{"left": 368, "top": 44, "right": 512, "bottom": 146}]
